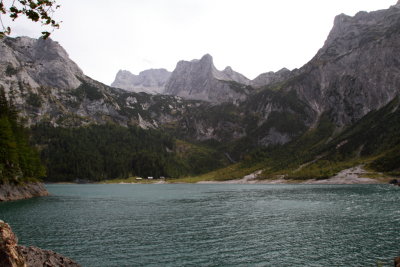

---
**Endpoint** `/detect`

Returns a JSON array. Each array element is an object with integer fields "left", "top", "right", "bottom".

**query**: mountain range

[
  {"left": 1, "top": 1, "right": 400, "bottom": 181},
  {"left": 112, "top": 54, "right": 292, "bottom": 103}
]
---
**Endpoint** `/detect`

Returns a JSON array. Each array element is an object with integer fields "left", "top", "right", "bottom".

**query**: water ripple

[{"left": 0, "top": 184, "right": 399, "bottom": 266}]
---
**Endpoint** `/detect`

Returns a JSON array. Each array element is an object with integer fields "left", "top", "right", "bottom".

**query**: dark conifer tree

[{"left": 0, "top": 88, "right": 45, "bottom": 184}]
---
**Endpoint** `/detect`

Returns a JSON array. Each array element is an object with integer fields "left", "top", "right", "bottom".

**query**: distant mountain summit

[
  {"left": 111, "top": 68, "right": 171, "bottom": 94},
  {"left": 251, "top": 68, "right": 292, "bottom": 88},
  {"left": 113, "top": 54, "right": 253, "bottom": 103},
  {"left": 221, "top": 66, "right": 251, "bottom": 85},
  {"left": 164, "top": 54, "right": 252, "bottom": 103}
]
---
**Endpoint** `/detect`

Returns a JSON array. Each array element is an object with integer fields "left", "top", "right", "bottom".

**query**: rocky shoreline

[
  {"left": 0, "top": 183, "right": 49, "bottom": 202},
  {"left": 197, "top": 166, "right": 393, "bottom": 185},
  {"left": 0, "top": 221, "right": 80, "bottom": 267}
]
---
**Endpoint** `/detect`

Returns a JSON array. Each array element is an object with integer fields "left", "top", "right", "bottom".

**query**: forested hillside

[
  {"left": 31, "top": 124, "right": 228, "bottom": 182},
  {"left": 0, "top": 89, "right": 45, "bottom": 184}
]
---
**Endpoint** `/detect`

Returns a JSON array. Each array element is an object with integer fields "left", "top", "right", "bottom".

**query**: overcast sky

[{"left": 4, "top": 0, "right": 395, "bottom": 85}]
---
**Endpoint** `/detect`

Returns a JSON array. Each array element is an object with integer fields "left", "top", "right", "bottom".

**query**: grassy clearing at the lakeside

[
  {"left": 97, "top": 152, "right": 397, "bottom": 184},
  {"left": 96, "top": 164, "right": 259, "bottom": 184},
  {"left": 99, "top": 177, "right": 162, "bottom": 184},
  {"left": 168, "top": 163, "right": 264, "bottom": 183},
  {"left": 98, "top": 161, "right": 393, "bottom": 184},
  {"left": 261, "top": 159, "right": 365, "bottom": 181}
]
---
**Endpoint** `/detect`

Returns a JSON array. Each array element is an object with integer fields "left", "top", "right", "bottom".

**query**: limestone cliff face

[
  {"left": 111, "top": 68, "right": 171, "bottom": 94},
  {"left": 0, "top": 37, "right": 83, "bottom": 91},
  {"left": 0, "top": 37, "right": 200, "bottom": 130},
  {"left": 0, "top": 221, "right": 80, "bottom": 267},
  {"left": 251, "top": 68, "right": 292, "bottom": 88},
  {"left": 0, "top": 37, "right": 235, "bottom": 141},
  {"left": 221, "top": 66, "right": 251, "bottom": 85},
  {"left": 164, "top": 54, "right": 252, "bottom": 103},
  {"left": 281, "top": 2, "right": 400, "bottom": 125}
]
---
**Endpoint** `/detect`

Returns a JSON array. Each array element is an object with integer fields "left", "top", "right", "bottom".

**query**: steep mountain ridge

[
  {"left": 0, "top": 37, "right": 256, "bottom": 144},
  {"left": 0, "top": 37, "right": 83, "bottom": 90},
  {"left": 111, "top": 68, "right": 171, "bottom": 94},
  {"left": 164, "top": 54, "right": 252, "bottom": 103},
  {"left": 251, "top": 68, "right": 292, "bottom": 88},
  {"left": 112, "top": 55, "right": 288, "bottom": 101},
  {"left": 0, "top": 37, "right": 206, "bottom": 131},
  {"left": 279, "top": 2, "right": 400, "bottom": 126}
]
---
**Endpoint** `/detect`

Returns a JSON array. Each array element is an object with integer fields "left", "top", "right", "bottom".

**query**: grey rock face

[
  {"left": 0, "top": 37, "right": 83, "bottom": 91},
  {"left": 111, "top": 68, "right": 171, "bottom": 94},
  {"left": 0, "top": 221, "right": 81, "bottom": 267},
  {"left": 222, "top": 66, "right": 251, "bottom": 85},
  {"left": 0, "top": 183, "right": 48, "bottom": 202},
  {"left": 0, "top": 37, "right": 198, "bottom": 131},
  {"left": 164, "top": 54, "right": 252, "bottom": 103},
  {"left": 17, "top": 246, "right": 81, "bottom": 267},
  {"left": 251, "top": 68, "right": 292, "bottom": 88},
  {"left": 282, "top": 3, "right": 400, "bottom": 125}
]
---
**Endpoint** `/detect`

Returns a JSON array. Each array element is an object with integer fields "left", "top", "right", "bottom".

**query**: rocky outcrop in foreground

[
  {"left": 0, "top": 221, "right": 80, "bottom": 267},
  {"left": 0, "top": 183, "right": 48, "bottom": 202}
]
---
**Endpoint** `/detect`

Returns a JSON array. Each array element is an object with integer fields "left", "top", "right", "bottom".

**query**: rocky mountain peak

[
  {"left": 187, "top": 53, "right": 213, "bottom": 68},
  {"left": 0, "top": 36, "right": 84, "bottom": 91},
  {"left": 251, "top": 68, "right": 291, "bottom": 88},
  {"left": 199, "top": 53, "right": 213, "bottom": 63},
  {"left": 317, "top": 5, "right": 400, "bottom": 60},
  {"left": 223, "top": 66, "right": 233, "bottom": 73},
  {"left": 111, "top": 68, "right": 171, "bottom": 94},
  {"left": 288, "top": 2, "right": 400, "bottom": 126},
  {"left": 220, "top": 66, "right": 250, "bottom": 85},
  {"left": 165, "top": 54, "right": 252, "bottom": 103},
  {"left": 185, "top": 53, "right": 215, "bottom": 74}
]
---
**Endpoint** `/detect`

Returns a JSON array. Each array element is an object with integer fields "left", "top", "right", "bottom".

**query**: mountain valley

[{"left": 1, "top": 2, "right": 400, "bottom": 182}]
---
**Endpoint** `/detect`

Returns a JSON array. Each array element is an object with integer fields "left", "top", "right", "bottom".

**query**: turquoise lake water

[{"left": 0, "top": 184, "right": 399, "bottom": 266}]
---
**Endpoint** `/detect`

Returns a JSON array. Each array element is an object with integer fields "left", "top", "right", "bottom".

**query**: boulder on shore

[
  {"left": 0, "top": 183, "right": 48, "bottom": 202},
  {"left": 0, "top": 221, "right": 80, "bottom": 267}
]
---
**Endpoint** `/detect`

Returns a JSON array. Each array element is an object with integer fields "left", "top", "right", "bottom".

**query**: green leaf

[{"left": 41, "top": 31, "right": 50, "bottom": 39}]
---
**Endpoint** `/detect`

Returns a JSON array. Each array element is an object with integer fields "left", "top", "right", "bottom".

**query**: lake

[{"left": 0, "top": 184, "right": 399, "bottom": 266}]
